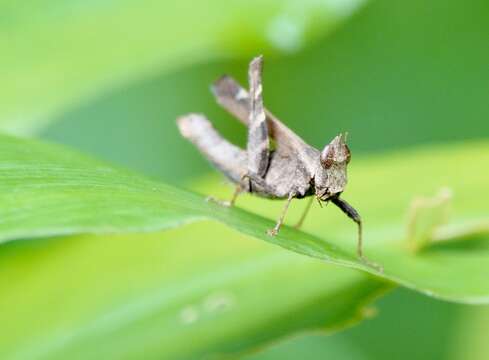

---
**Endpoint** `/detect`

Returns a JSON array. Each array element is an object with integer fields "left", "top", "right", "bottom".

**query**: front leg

[
  {"left": 331, "top": 197, "right": 383, "bottom": 272},
  {"left": 330, "top": 197, "right": 363, "bottom": 258}
]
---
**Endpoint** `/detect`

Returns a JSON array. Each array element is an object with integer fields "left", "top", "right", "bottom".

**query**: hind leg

[
  {"left": 210, "top": 56, "right": 273, "bottom": 207},
  {"left": 178, "top": 113, "right": 249, "bottom": 206},
  {"left": 206, "top": 173, "right": 248, "bottom": 207},
  {"left": 246, "top": 56, "right": 298, "bottom": 230},
  {"left": 247, "top": 55, "right": 271, "bottom": 179},
  {"left": 210, "top": 55, "right": 271, "bottom": 183},
  {"left": 177, "top": 113, "right": 246, "bottom": 183}
]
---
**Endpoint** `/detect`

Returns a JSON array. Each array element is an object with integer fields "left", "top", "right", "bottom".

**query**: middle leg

[{"left": 268, "top": 192, "right": 295, "bottom": 236}]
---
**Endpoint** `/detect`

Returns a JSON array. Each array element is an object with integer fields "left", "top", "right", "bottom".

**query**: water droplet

[
  {"left": 362, "top": 306, "right": 378, "bottom": 319},
  {"left": 204, "top": 292, "right": 235, "bottom": 313},
  {"left": 266, "top": 14, "right": 304, "bottom": 53},
  {"left": 179, "top": 306, "right": 199, "bottom": 325},
  {"left": 323, "top": 0, "right": 367, "bottom": 18},
  {"left": 236, "top": 88, "right": 248, "bottom": 101}
]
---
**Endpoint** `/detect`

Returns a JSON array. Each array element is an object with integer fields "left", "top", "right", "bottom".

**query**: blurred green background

[{"left": 3, "top": 0, "right": 489, "bottom": 358}]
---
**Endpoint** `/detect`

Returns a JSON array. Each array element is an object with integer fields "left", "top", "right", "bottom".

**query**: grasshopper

[{"left": 178, "top": 55, "right": 374, "bottom": 265}]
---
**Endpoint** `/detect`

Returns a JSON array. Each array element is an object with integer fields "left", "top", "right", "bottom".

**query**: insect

[{"left": 178, "top": 55, "right": 376, "bottom": 267}]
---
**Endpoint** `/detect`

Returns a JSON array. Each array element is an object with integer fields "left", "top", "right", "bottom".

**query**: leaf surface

[
  {"left": 0, "top": 223, "right": 388, "bottom": 360},
  {"left": 0, "top": 135, "right": 487, "bottom": 303}
]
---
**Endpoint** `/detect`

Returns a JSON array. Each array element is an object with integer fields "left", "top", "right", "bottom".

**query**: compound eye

[
  {"left": 344, "top": 144, "right": 351, "bottom": 164},
  {"left": 320, "top": 145, "right": 335, "bottom": 169}
]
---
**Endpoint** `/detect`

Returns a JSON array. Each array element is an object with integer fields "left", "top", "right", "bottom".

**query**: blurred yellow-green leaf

[{"left": 0, "top": 224, "right": 388, "bottom": 360}]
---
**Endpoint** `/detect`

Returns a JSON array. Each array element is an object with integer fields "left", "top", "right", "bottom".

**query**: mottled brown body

[{"left": 178, "top": 55, "right": 377, "bottom": 267}]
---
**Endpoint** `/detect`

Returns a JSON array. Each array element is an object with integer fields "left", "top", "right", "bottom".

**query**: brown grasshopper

[{"left": 178, "top": 55, "right": 373, "bottom": 265}]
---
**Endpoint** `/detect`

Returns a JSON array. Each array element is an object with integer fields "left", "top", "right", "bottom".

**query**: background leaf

[
  {"left": 450, "top": 305, "right": 489, "bottom": 360},
  {"left": 0, "top": 0, "right": 366, "bottom": 135},
  {"left": 0, "top": 223, "right": 388, "bottom": 360},
  {"left": 0, "top": 133, "right": 487, "bottom": 303},
  {"left": 3, "top": 0, "right": 489, "bottom": 358},
  {"left": 42, "top": 0, "right": 489, "bottom": 186},
  {"left": 250, "top": 287, "right": 465, "bottom": 360}
]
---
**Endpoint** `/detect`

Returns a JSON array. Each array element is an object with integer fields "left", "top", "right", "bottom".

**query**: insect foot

[
  {"left": 267, "top": 227, "right": 279, "bottom": 237},
  {"left": 360, "top": 256, "right": 384, "bottom": 273},
  {"left": 205, "top": 196, "right": 232, "bottom": 208}
]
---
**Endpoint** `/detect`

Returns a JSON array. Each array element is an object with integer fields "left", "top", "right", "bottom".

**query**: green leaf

[
  {"left": 0, "top": 134, "right": 487, "bottom": 303},
  {"left": 0, "top": 0, "right": 366, "bottom": 135},
  {"left": 451, "top": 305, "right": 489, "bottom": 360},
  {"left": 0, "top": 223, "right": 389, "bottom": 360}
]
